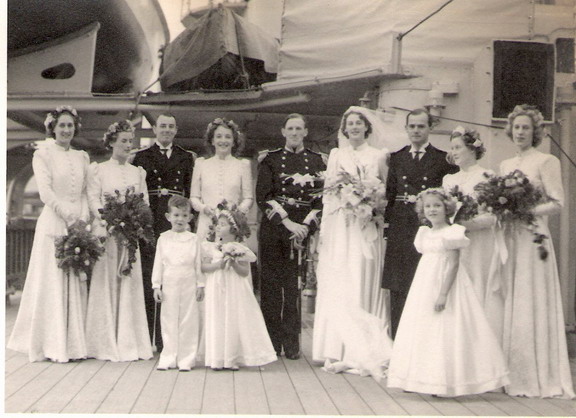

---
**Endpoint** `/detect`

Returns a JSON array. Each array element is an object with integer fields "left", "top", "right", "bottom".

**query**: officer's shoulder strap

[{"left": 257, "top": 147, "right": 282, "bottom": 163}]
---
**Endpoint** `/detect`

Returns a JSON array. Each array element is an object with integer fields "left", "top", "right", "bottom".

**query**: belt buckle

[
  {"left": 287, "top": 197, "right": 296, "bottom": 206},
  {"left": 160, "top": 188, "right": 169, "bottom": 196}
]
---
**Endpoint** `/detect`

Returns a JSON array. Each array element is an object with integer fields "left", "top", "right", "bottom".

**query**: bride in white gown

[{"left": 313, "top": 106, "right": 393, "bottom": 379}]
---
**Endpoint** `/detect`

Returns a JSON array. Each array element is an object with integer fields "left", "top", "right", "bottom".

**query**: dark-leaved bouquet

[
  {"left": 474, "top": 169, "right": 549, "bottom": 260},
  {"left": 98, "top": 186, "right": 155, "bottom": 275},
  {"left": 54, "top": 220, "right": 105, "bottom": 280},
  {"left": 447, "top": 185, "right": 479, "bottom": 222}
]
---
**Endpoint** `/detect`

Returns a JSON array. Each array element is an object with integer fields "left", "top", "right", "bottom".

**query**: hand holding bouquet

[
  {"left": 474, "top": 170, "right": 549, "bottom": 260},
  {"left": 98, "top": 186, "right": 155, "bottom": 275},
  {"left": 55, "top": 220, "right": 105, "bottom": 280},
  {"left": 317, "top": 166, "right": 387, "bottom": 229}
]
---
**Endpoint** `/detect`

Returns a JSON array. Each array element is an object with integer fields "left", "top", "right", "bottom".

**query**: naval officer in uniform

[
  {"left": 256, "top": 113, "right": 326, "bottom": 359},
  {"left": 132, "top": 113, "right": 196, "bottom": 351},
  {"left": 381, "top": 108, "right": 457, "bottom": 338}
]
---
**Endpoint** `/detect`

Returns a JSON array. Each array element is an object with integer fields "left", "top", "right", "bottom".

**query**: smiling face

[
  {"left": 53, "top": 114, "right": 76, "bottom": 147},
  {"left": 422, "top": 193, "right": 447, "bottom": 227},
  {"left": 110, "top": 131, "right": 134, "bottom": 160},
  {"left": 212, "top": 125, "right": 234, "bottom": 156},
  {"left": 166, "top": 206, "right": 192, "bottom": 233},
  {"left": 450, "top": 136, "right": 476, "bottom": 168},
  {"left": 344, "top": 113, "right": 368, "bottom": 146},
  {"left": 282, "top": 117, "right": 307, "bottom": 150},
  {"left": 406, "top": 113, "right": 430, "bottom": 148},
  {"left": 511, "top": 115, "right": 535, "bottom": 151},
  {"left": 153, "top": 115, "right": 178, "bottom": 147}
]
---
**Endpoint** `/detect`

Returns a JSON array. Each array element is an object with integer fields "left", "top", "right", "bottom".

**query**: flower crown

[
  {"left": 103, "top": 120, "right": 135, "bottom": 142},
  {"left": 452, "top": 126, "right": 483, "bottom": 148},
  {"left": 44, "top": 105, "right": 81, "bottom": 131},
  {"left": 207, "top": 200, "right": 251, "bottom": 242},
  {"left": 207, "top": 117, "right": 239, "bottom": 133}
]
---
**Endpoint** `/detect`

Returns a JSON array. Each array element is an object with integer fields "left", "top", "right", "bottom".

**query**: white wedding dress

[
  {"left": 312, "top": 142, "right": 392, "bottom": 379},
  {"left": 8, "top": 139, "right": 90, "bottom": 362}
]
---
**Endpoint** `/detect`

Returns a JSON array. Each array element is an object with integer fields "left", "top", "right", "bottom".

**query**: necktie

[
  {"left": 160, "top": 148, "right": 169, "bottom": 159},
  {"left": 413, "top": 150, "right": 422, "bottom": 161}
]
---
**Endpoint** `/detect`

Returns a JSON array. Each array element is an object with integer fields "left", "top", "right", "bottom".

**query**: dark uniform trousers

[
  {"left": 132, "top": 143, "right": 195, "bottom": 351},
  {"left": 382, "top": 144, "right": 457, "bottom": 338},
  {"left": 256, "top": 147, "right": 325, "bottom": 355}
]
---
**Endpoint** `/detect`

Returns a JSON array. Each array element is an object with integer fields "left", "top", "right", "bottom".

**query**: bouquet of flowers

[
  {"left": 54, "top": 220, "right": 105, "bottom": 279},
  {"left": 447, "top": 185, "right": 479, "bottom": 222},
  {"left": 474, "top": 169, "right": 549, "bottom": 260},
  {"left": 316, "top": 166, "right": 387, "bottom": 229},
  {"left": 98, "top": 186, "right": 155, "bottom": 275},
  {"left": 220, "top": 242, "right": 250, "bottom": 262}
]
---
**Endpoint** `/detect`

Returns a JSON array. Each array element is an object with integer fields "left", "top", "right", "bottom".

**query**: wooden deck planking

[
  {"left": 454, "top": 394, "right": 509, "bottom": 416},
  {"left": 301, "top": 328, "right": 375, "bottom": 415},
  {"left": 131, "top": 364, "right": 181, "bottom": 414},
  {"left": 477, "top": 392, "right": 542, "bottom": 416},
  {"left": 424, "top": 394, "right": 478, "bottom": 416},
  {"left": 165, "top": 367, "right": 207, "bottom": 414},
  {"left": 381, "top": 388, "right": 443, "bottom": 416},
  {"left": 96, "top": 357, "right": 158, "bottom": 413},
  {"left": 511, "top": 396, "right": 573, "bottom": 416},
  {"left": 282, "top": 352, "right": 340, "bottom": 415},
  {"left": 60, "top": 360, "right": 130, "bottom": 413},
  {"left": 5, "top": 361, "right": 53, "bottom": 398},
  {"left": 233, "top": 367, "right": 271, "bottom": 415},
  {"left": 4, "top": 301, "right": 576, "bottom": 416},
  {"left": 5, "top": 352, "right": 30, "bottom": 376},
  {"left": 25, "top": 359, "right": 105, "bottom": 413},
  {"left": 200, "top": 368, "right": 236, "bottom": 414},
  {"left": 343, "top": 373, "right": 409, "bottom": 416},
  {"left": 258, "top": 357, "right": 306, "bottom": 415},
  {"left": 5, "top": 361, "right": 77, "bottom": 413}
]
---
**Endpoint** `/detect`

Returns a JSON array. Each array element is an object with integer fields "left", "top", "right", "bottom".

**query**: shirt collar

[
  {"left": 284, "top": 145, "right": 305, "bottom": 154},
  {"left": 409, "top": 142, "right": 429, "bottom": 154},
  {"left": 155, "top": 141, "right": 173, "bottom": 151}
]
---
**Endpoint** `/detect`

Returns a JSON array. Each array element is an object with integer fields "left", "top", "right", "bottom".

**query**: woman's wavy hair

[
  {"left": 447, "top": 126, "right": 486, "bottom": 163},
  {"left": 204, "top": 118, "right": 242, "bottom": 156},
  {"left": 44, "top": 105, "right": 82, "bottom": 138},
  {"left": 414, "top": 188, "right": 457, "bottom": 225},
  {"left": 340, "top": 110, "right": 373, "bottom": 139},
  {"left": 103, "top": 120, "right": 135, "bottom": 149},
  {"left": 504, "top": 104, "right": 545, "bottom": 147}
]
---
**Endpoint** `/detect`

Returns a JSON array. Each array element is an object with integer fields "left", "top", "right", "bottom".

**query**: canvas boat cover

[
  {"left": 160, "top": 7, "right": 279, "bottom": 91},
  {"left": 278, "top": 0, "right": 532, "bottom": 82}
]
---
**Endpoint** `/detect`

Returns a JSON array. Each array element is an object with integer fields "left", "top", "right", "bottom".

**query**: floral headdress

[
  {"left": 207, "top": 200, "right": 251, "bottom": 242},
  {"left": 207, "top": 117, "right": 239, "bottom": 133},
  {"left": 44, "top": 105, "right": 81, "bottom": 132},
  {"left": 103, "top": 120, "right": 136, "bottom": 146},
  {"left": 451, "top": 126, "right": 483, "bottom": 148}
]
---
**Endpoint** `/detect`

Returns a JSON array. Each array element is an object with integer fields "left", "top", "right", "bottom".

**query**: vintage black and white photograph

[{"left": 4, "top": 0, "right": 576, "bottom": 415}]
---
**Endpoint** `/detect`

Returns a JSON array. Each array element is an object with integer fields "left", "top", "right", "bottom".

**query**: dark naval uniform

[
  {"left": 256, "top": 147, "right": 326, "bottom": 357},
  {"left": 132, "top": 143, "right": 195, "bottom": 350},
  {"left": 382, "top": 144, "right": 456, "bottom": 338}
]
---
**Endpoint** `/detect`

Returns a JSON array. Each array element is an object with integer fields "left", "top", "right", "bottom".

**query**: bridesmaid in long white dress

[
  {"left": 85, "top": 120, "right": 153, "bottom": 361},
  {"left": 500, "top": 104, "right": 574, "bottom": 398},
  {"left": 313, "top": 106, "right": 392, "bottom": 379},
  {"left": 8, "top": 106, "right": 90, "bottom": 362},
  {"left": 190, "top": 118, "right": 253, "bottom": 239},
  {"left": 442, "top": 126, "right": 504, "bottom": 341}
]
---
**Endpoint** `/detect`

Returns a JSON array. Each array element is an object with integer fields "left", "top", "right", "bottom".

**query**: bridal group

[{"left": 8, "top": 103, "right": 575, "bottom": 399}]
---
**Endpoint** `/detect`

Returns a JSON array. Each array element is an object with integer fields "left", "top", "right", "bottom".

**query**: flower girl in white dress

[
  {"left": 200, "top": 201, "right": 277, "bottom": 370},
  {"left": 388, "top": 188, "right": 509, "bottom": 396}
]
